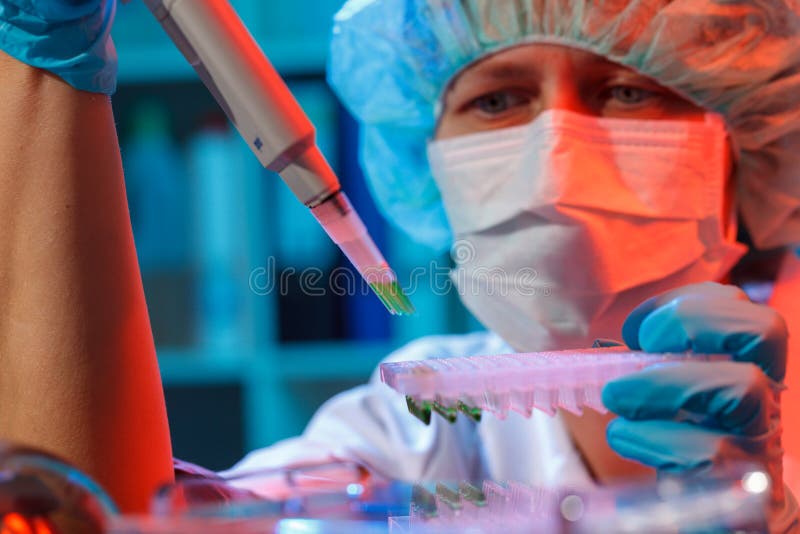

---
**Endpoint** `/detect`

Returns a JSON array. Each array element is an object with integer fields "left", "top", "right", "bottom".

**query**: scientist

[
  {"left": 1, "top": 0, "right": 799, "bottom": 527},
  {"left": 235, "top": 0, "right": 800, "bottom": 500}
]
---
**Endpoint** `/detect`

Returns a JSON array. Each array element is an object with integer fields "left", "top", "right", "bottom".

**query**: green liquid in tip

[{"left": 369, "top": 281, "right": 416, "bottom": 316}]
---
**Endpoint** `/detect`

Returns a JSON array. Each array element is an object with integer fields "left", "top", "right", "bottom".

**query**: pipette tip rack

[{"left": 389, "top": 467, "right": 768, "bottom": 534}]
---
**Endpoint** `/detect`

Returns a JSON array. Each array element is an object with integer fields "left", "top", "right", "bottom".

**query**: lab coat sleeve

[{"left": 222, "top": 332, "right": 501, "bottom": 488}]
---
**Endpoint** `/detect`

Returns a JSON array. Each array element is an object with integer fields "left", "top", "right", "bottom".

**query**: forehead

[{"left": 448, "top": 43, "right": 638, "bottom": 89}]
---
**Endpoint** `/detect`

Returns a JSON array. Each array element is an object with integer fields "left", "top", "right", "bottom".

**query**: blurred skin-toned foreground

[{"left": 0, "top": 50, "right": 173, "bottom": 512}]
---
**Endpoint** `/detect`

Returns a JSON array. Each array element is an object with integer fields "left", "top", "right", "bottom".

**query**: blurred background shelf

[
  {"left": 111, "top": 0, "right": 480, "bottom": 473},
  {"left": 157, "top": 342, "right": 393, "bottom": 385},
  {"left": 114, "top": 0, "right": 338, "bottom": 82},
  {"left": 118, "top": 39, "right": 330, "bottom": 81}
]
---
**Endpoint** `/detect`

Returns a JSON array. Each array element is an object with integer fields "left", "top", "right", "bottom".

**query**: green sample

[
  {"left": 459, "top": 482, "right": 487, "bottom": 507},
  {"left": 436, "top": 483, "right": 462, "bottom": 510},
  {"left": 457, "top": 401, "right": 482, "bottom": 422},
  {"left": 406, "top": 396, "right": 431, "bottom": 425},
  {"left": 412, "top": 484, "right": 438, "bottom": 519},
  {"left": 432, "top": 401, "right": 458, "bottom": 423},
  {"left": 369, "top": 280, "right": 416, "bottom": 316}
]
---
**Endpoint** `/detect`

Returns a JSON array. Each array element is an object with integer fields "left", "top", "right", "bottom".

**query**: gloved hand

[
  {"left": 602, "top": 282, "right": 796, "bottom": 529},
  {"left": 0, "top": 0, "right": 117, "bottom": 94}
]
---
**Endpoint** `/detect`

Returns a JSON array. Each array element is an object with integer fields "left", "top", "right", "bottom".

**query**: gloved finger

[
  {"left": 592, "top": 338, "right": 626, "bottom": 348},
  {"left": 602, "top": 362, "right": 777, "bottom": 435},
  {"left": 0, "top": 0, "right": 117, "bottom": 94},
  {"left": 621, "top": 283, "right": 787, "bottom": 381},
  {"left": 621, "top": 282, "right": 747, "bottom": 349},
  {"left": 606, "top": 418, "right": 773, "bottom": 473},
  {"left": 5, "top": 0, "right": 102, "bottom": 21}
]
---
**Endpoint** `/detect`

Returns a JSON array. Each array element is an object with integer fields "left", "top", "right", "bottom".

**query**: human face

[
  {"left": 435, "top": 43, "right": 734, "bottom": 232},
  {"left": 436, "top": 44, "right": 708, "bottom": 140}
]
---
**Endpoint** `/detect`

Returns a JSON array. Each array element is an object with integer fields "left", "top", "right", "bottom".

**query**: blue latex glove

[
  {"left": 0, "top": 0, "right": 117, "bottom": 94},
  {"left": 619, "top": 282, "right": 786, "bottom": 381},
  {"left": 602, "top": 283, "right": 793, "bottom": 525},
  {"left": 604, "top": 361, "right": 781, "bottom": 473}
]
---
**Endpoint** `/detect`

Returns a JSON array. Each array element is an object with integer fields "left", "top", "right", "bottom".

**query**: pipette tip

[
  {"left": 311, "top": 192, "right": 416, "bottom": 316},
  {"left": 369, "top": 279, "right": 416, "bottom": 316}
]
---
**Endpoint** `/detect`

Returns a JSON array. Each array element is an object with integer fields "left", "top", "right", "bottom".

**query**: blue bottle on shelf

[{"left": 188, "top": 116, "right": 249, "bottom": 355}]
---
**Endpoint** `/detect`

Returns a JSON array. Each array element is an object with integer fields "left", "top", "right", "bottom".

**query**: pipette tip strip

[{"left": 387, "top": 349, "right": 732, "bottom": 424}]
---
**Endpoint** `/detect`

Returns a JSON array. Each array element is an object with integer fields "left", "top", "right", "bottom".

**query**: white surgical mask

[{"left": 428, "top": 110, "right": 746, "bottom": 352}]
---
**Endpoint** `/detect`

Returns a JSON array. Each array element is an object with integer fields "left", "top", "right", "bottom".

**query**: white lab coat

[
  {"left": 223, "top": 255, "right": 800, "bottom": 499},
  {"left": 223, "top": 330, "right": 593, "bottom": 493}
]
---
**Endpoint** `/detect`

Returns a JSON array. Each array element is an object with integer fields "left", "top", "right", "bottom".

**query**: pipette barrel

[
  {"left": 144, "top": 0, "right": 414, "bottom": 314},
  {"left": 143, "top": 0, "right": 333, "bottom": 198}
]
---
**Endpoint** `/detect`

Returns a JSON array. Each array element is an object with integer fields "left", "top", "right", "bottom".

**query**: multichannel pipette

[
  {"left": 143, "top": 0, "right": 414, "bottom": 315},
  {"left": 380, "top": 347, "right": 731, "bottom": 423}
]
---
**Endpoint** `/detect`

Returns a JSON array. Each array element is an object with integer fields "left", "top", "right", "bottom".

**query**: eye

[
  {"left": 469, "top": 90, "right": 530, "bottom": 116},
  {"left": 607, "top": 85, "right": 656, "bottom": 106}
]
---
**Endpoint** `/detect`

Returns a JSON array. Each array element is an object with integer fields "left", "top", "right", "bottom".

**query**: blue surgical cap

[{"left": 328, "top": 0, "right": 800, "bottom": 252}]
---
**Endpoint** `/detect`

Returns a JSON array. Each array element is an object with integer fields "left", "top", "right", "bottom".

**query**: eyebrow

[
  {"left": 452, "top": 62, "right": 540, "bottom": 89},
  {"left": 450, "top": 52, "right": 635, "bottom": 93}
]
